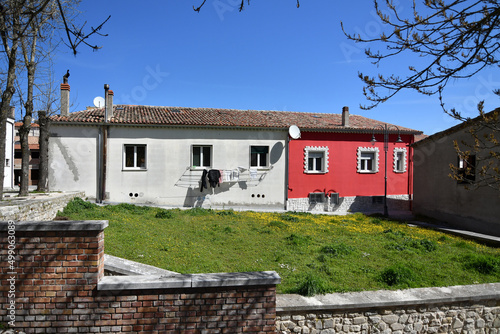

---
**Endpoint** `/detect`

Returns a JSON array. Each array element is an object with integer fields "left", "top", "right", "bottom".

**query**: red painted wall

[{"left": 287, "top": 132, "right": 414, "bottom": 199}]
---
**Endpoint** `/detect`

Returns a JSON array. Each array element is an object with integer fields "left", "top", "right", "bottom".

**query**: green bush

[
  {"left": 61, "top": 197, "right": 96, "bottom": 214},
  {"left": 186, "top": 207, "right": 213, "bottom": 216},
  {"left": 379, "top": 264, "right": 416, "bottom": 287},
  {"left": 279, "top": 213, "right": 300, "bottom": 223},
  {"left": 320, "top": 242, "right": 355, "bottom": 257},
  {"left": 105, "top": 203, "right": 151, "bottom": 215},
  {"left": 285, "top": 234, "right": 312, "bottom": 246},
  {"left": 216, "top": 210, "right": 235, "bottom": 216},
  {"left": 462, "top": 254, "right": 499, "bottom": 275},
  {"left": 292, "top": 272, "right": 329, "bottom": 296},
  {"left": 155, "top": 209, "right": 174, "bottom": 219}
]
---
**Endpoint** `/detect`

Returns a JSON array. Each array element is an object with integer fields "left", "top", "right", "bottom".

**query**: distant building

[
  {"left": 14, "top": 122, "right": 39, "bottom": 186},
  {"left": 4, "top": 112, "right": 14, "bottom": 189},
  {"left": 412, "top": 109, "right": 500, "bottom": 236},
  {"left": 48, "top": 84, "right": 423, "bottom": 213}
]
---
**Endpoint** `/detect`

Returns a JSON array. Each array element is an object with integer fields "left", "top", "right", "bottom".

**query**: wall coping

[
  {"left": 0, "top": 220, "right": 108, "bottom": 231},
  {"left": 277, "top": 283, "right": 500, "bottom": 313},
  {"left": 98, "top": 271, "right": 281, "bottom": 290},
  {"left": 104, "top": 254, "right": 179, "bottom": 276}
]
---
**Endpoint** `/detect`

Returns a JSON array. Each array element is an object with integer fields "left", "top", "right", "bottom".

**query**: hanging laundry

[
  {"left": 250, "top": 168, "right": 258, "bottom": 180},
  {"left": 232, "top": 169, "right": 239, "bottom": 181},
  {"left": 208, "top": 169, "right": 221, "bottom": 188},
  {"left": 219, "top": 170, "right": 224, "bottom": 184},
  {"left": 224, "top": 170, "right": 232, "bottom": 182},
  {"left": 200, "top": 169, "right": 208, "bottom": 192}
]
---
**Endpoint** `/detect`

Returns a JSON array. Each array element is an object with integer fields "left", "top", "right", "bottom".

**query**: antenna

[
  {"left": 93, "top": 96, "right": 105, "bottom": 108},
  {"left": 288, "top": 125, "right": 301, "bottom": 139}
]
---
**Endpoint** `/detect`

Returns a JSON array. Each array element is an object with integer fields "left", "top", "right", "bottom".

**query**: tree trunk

[
  {"left": 19, "top": 116, "right": 31, "bottom": 196},
  {"left": 37, "top": 109, "right": 49, "bottom": 192}
]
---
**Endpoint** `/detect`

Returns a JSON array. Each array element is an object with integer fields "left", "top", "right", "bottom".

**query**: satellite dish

[
  {"left": 288, "top": 125, "right": 301, "bottom": 139},
  {"left": 93, "top": 96, "right": 105, "bottom": 108}
]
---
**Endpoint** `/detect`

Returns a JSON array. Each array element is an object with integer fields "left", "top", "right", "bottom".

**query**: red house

[{"left": 286, "top": 107, "right": 422, "bottom": 214}]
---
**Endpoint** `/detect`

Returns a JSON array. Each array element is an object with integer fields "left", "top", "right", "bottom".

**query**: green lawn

[{"left": 59, "top": 198, "right": 500, "bottom": 295}]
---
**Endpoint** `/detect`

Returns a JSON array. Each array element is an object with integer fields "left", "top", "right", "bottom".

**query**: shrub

[
  {"left": 320, "top": 242, "right": 355, "bottom": 257},
  {"left": 379, "top": 264, "right": 416, "bottom": 287},
  {"left": 292, "top": 272, "right": 329, "bottom": 296},
  {"left": 61, "top": 197, "right": 96, "bottom": 214},
  {"left": 105, "top": 203, "right": 151, "bottom": 215},
  {"left": 279, "top": 213, "right": 299, "bottom": 223},
  {"left": 216, "top": 210, "right": 235, "bottom": 216},
  {"left": 415, "top": 239, "right": 437, "bottom": 252},
  {"left": 155, "top": 209, "right": 174, "bottom": 219},
  {"left": 462, "top": 254, "right": 499, "bottom": 275},
  {"left": 285, "top": 234, "right": 312, "bottom": 246},
  {"left": 186, "top": 207, "right": 213, "bottom": 216}
]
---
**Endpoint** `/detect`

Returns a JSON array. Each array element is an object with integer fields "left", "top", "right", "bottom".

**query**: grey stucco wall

[{"left": 412, "top": 124, "right": 500, "bottom": 237}]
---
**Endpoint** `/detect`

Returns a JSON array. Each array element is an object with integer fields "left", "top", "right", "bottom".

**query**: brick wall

[{"left": 0, "top": 221, "right": 279, "bottom": 333}]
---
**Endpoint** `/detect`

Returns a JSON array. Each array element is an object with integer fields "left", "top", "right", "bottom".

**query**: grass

[{"left": 58, "top": 198, "right": 500, "bottom": 295}]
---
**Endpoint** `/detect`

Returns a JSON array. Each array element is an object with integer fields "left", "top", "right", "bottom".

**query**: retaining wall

[
  {"left": 276, "top": 284, "right": 500, "bottom": 333},
  {"left": 0, "top": 220, "right": 279, "bottom": 333},
  {"left": 0, "top": 192, "right": 84, "bottom": 221}
]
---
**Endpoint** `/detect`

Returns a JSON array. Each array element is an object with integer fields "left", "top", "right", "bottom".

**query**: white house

[{"left": 4, "top": 109, "right": 14, "bottom": 189}]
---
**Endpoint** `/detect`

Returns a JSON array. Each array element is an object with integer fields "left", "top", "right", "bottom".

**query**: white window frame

[
  {"left": 357, "top": 147, "right": 379, "bottom": 173},
  {"left": 191, "top": 145, "right": 212, "bottom": 169},
  {"left": 304, "top": 146, "right": 329, "bottom": 174},
  {"left": 123, "top": 144, "right": 147, "bottom": 170},
  {"left": 393, "top": 147, "right": 407, "bottom": 173},
  {"left": 250, "top": 145, "right": 270, "bottom": 169}
]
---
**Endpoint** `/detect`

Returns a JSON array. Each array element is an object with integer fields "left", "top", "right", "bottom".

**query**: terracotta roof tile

[{"left": 50, "top": 105, "right": 422, "bottom": 134}]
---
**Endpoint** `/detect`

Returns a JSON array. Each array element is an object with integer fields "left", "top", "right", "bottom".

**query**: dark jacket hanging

[
  {"left": 200, "top": 169, "right": 208, "bottom": 192},
  {"left": 208, "top": 169, "right": 221, "bottom": 188}
]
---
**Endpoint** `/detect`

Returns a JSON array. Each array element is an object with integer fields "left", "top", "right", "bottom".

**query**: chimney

[
  {"left": 60, "top": 83, "right": 70, "bottom": 117},
  {"left": 9, "top": 106, "right": 15, "bottom": 119},
  {"left": 106, "top": 90, "right": 114, "bottom": 121},
  {"left": 342, "top": 106, "right": 349, "bottom": 127}
]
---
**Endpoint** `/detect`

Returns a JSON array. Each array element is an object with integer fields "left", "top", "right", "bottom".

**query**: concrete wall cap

[
  {"left": 0, "top": 220, "right": 108, "bottom": 231},
  {"left": 277, "top": 283, "right": 500, "bottom": 313},
  {"left": 98, "top": 271, "right": 281, "bottom": 291}
]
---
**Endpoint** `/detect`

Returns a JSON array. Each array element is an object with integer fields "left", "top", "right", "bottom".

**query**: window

[
  {"left": 393, "top": 148, "right": 407, "bottom": 173},
  {"left": 457, "top": 154, "right": 476, "bottom": 183},
  {"left": 123, "top": 144, "right": 147, "bottom": 170},
  {"left": 250, "top": 146, "right": 269, "bottom": 168},
  {"left": 304, "top": 146, "right": 329, "bottom": 173},
  {"left": 309, "top": 192, "right": 325, "bottom": 204},
  {"left": 31, "top": 169, "right": 39, "bottom": 181},
  {"left": 14, "top": 151, "right": 22, "bottom": 159},
  {"left": 192, "top": 145, "right": 212, "bottom": 168},
  {"left": 5, "top": 159, "right": 9, "bottom": 167},
  {"left": 31, "top": 151, "right": 40, "bottom": 159},
  {"left": 357, "top": 147, "right": 379, "bottom": 173}
]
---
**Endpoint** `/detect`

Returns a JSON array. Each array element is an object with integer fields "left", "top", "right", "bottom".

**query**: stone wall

[
  {"left": 287, "top": 195, "right": 410, "bottom": 214},
  {"left": 0, "top": 192, "right": 84, "bottom": 221},
  {"left": 0, "top": 220, "right": 279, "bottom": 333},
  {"left": 276, "top": 284, "right": 500, "bottom": 333}
]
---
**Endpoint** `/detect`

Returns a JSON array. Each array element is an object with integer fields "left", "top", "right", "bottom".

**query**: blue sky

[{"left": 51, "top": 0, "right": 499, "bottom": 135}]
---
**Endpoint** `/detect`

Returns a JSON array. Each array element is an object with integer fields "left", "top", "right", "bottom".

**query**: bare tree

[
  {"left": 342, "top": 0, "right": 500, "bottom": 190},
  {"left": 0, "top": 0, "right": 109, "bottom": 199},
  {"left": 193, "top": 0, "right": 300, "bottom": 12}
]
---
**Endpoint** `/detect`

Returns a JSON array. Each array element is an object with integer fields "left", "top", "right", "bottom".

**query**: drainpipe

[
  {"left": 284, "top": 137, "right": 289, "bottom": 210},
  {"left": 408, "top": 134, "right": 414, "bottom": 211},
  {"left": 97, "top": 84, "right": 109, "bottom": 203}
]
